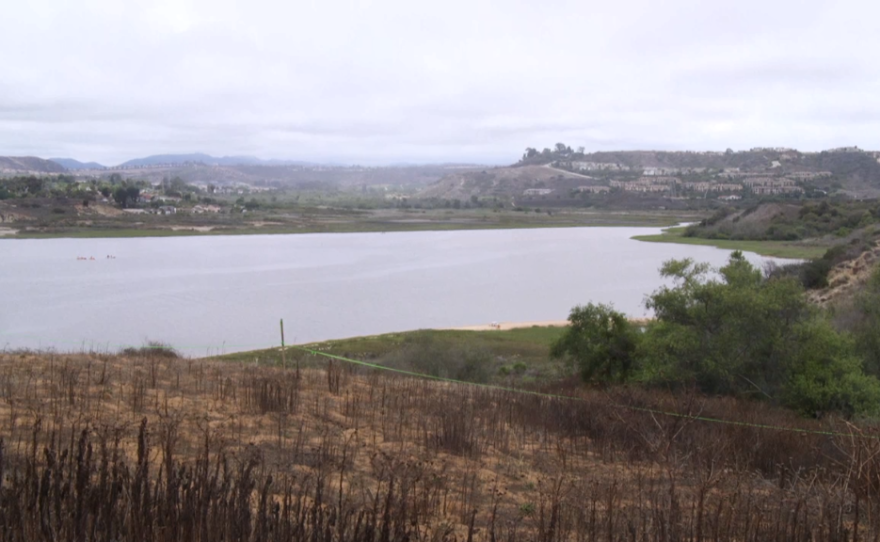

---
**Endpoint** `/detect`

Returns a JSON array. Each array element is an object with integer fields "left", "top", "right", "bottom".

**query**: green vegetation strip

[
  {"left": 288, "top": 344, "right": 867, "bottom": 440},
  {"left": 11, "top": 218, "right": 684, "bottom": 239},
  {"left": 632, "top": 227, "right": 826, "bottom": 259}
]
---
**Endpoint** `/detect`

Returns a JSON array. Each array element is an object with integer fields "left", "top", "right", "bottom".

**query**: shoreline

[
  {"left": 632, "top": 226, "right": 826, "bottom": 259},
  {"left": 2, "top": 221, "right": 674, "bottom": 240},
  {"left": 449, "top": 320, "right": 570, "bottom": 331},
  {"left": 447, "top": 317, "right": 653, "bottom": 332}
]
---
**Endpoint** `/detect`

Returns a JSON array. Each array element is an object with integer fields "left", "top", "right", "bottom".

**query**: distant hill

[
  {"left": 416, "top": 164, "right": 600, "bottom": 200},
  {"left": 49, "top": 158, "right": 105, "bottom": 170},
  {"left": 0, "top": 156, "right": 66, "bottom": 174},
  {"left": 518, "top": 148, "right": 880, "bottom": 191},
  {"left": 97, "top": 162, "right": 462, "bottom": 189},
  {"left": 116, "top": 153, "right": 315, "bottom": 168}
]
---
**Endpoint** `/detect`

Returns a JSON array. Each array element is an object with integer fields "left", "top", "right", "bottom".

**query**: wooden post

[{"left": 280, "top": 319, "right": 286, "bottom": 368}]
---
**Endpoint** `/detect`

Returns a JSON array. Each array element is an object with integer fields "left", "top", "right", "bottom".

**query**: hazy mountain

[
  {"left": 49, "top": 158, "right": 106, "bottom": 170},
  {"left": 0, "top": 156, "right": 67, "bottom": 174},
  {"left": 116, "top": 153, "right": 315, "bottom": 168}
]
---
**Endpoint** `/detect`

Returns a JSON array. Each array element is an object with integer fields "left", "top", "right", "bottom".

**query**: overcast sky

[{"left": 1, "top": 0, "right": 878, "bottom": 165}]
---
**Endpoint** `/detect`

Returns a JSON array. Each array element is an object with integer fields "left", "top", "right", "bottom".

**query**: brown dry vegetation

[
  {"left": 810, "top": 240, "right": 880, "bottom": 306},
  {"left": 3, "top": 349, "right": 880, "bottom": 541}
]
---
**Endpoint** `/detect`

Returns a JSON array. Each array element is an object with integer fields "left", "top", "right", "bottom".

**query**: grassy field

[
  {"left": 632, "top": 226, "right": 828, "bottom": 259},
  {"left": 216, "top": 326, "right": 570, "bottom": 386}
]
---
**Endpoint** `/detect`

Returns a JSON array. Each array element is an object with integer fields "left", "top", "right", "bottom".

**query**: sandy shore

[
  {"left": 450, "top": 317, "right": 653, "bottom": 331},
  {"left": 451, "top": 320, "right": 570, "bottom": 331},
  {"left": 170, "top": 226, "right": 214, "bottom": 232},
  {"left": 0, "top": 227, "right": 18, "bottom": 237}
]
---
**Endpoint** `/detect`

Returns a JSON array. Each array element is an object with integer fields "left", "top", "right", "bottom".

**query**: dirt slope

[{"left": 809, "top": 240, "right": 880, "bottom": 306}]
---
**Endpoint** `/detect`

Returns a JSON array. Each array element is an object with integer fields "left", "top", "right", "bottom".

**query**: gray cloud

[{"left": 1, "top": 0, "right": 878, "bottom": 165}]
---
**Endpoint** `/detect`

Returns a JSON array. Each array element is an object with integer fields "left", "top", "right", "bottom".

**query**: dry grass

[{"left": 1, "top": 349, "right": 880, "bottom": 541}]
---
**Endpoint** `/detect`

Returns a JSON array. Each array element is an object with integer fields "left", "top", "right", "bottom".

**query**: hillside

[
  {"left": 117, "top": 153, "right": 315, "bottom": 168},
  {"left": 0, "top": 156, "right": 66, "bottom": 174},
  {"left": 684, "top": 200, "right": 880, "bottom": 241},
  {"left": 809, "top": 240, "right": 880, "bottom": 306},
  {"left": 85, "top": 162, "right": 474, "bottom": 189},
  {"left": 49, "top": 157, "right": 105, "bottom": 170},
  {"left": 0, "top": 347, "right": 878, "bottom": 541},
  {"left": 416, "top": 164, "right": 601, "bottom": 200},
  {"left": 513, "top": 146, "right": 880, "bottom": 198}
]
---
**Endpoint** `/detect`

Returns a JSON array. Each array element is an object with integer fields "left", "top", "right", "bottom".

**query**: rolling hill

[
  {"left": 416, "top": 164, "right": 600, "bottom": 200},
  {"left": 116, "top": 153, "right": 315, "bottom": 168},
  {"left": 49, "top": 157, "right": 106, "bottom": 170},
  {"left": 0, "top": 156, "right": 67, "bottom": 174}
]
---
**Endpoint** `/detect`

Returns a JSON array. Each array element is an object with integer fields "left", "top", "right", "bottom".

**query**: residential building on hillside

[
  {"left": 742, "top": 177, "right": 796, "bottom": 188},
  {"left": 571, "top": 161, "right": 630, "bottom": 172},
  {"left": 787, "top": 171, "right": 832, "bottom": 180},
  {"left": 751, "top": 185, "right": 803, "bottom": 195},
  {"left": 576, "top": 186, "right": 610, "bottom": 194},
  {"left": 682, "top": 182, "right": 743, "bottom": 192}
]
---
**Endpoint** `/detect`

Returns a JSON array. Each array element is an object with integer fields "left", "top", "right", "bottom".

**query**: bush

[
  {"left": 378, "top": 333, "right": 493, "bottom": 384},
  {"left": 852, "top": 266, "right": 880, "bottom": 378},
  {"left": 636, "top": 252, "right": 880, "bottom": 416},
  {"left": 550, "top": 303, "right": 639, "bottom": 383},
  {"left": 782, "top": 318, "right": 880, "bottom": 417},
  {"left": 121, "top": 341, "right": 181, "bottom": 359}
]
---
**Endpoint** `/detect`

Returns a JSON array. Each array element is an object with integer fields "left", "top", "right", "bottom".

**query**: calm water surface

[{"left": 1, "top": 228, "right": 788, "bottom": 355}]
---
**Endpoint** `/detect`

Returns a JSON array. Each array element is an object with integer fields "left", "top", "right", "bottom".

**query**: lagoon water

[{"left": 1, "top": 228, "right": 789, "bottom": 355}]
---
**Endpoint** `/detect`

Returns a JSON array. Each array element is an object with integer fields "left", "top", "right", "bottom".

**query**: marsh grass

[{"left": 632, "top": 227, "right": 827, "bottom": 259}]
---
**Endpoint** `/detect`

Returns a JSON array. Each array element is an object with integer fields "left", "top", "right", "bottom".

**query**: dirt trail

[{"left": 541, "top": 163, "right": 597, "bottom": 180}]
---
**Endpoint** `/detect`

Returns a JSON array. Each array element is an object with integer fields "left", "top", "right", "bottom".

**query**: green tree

[
  {"left": 551, "top": 303, "right": 639, "bottom": 383},
  {"left": 852, "top": 266, "right": 880, "bottom": 377},
  {"left": 639, "top": 252, "right": 880, "bottom": 415},
  {"left": 782, "top": 318, "right": 880, "bottom": 417},
  {"left": 112, "top": 185, "right": 140, "bottom": 208},
  {"left": 25, "top": 176, "right": 44, "bottom": 195}
]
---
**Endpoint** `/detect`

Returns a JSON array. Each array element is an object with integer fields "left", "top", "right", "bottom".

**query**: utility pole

[{"left": 280, "top": 319, "right": 286, "bottom": 368}]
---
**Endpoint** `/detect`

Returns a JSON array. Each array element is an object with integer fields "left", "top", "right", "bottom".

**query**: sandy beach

[
  {"left": 451, "top": 320, "right": 569, "bottom": 331},
  {"left": 451, "top": 317, "right": 652, "bottom": 331}
]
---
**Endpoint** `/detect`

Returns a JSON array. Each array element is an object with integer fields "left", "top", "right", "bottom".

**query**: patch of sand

[
  {"left": 0, "top": 227, "right": 18, "bottom": 237},
  {"left": 452, "top": 320, "right": 569, "bottom": 331},
  {"left": 451, "top": 317, "right": 653, "bottom": 331},
  {"left": 170, "top": 225, "right": 215, "bottom": 232}
]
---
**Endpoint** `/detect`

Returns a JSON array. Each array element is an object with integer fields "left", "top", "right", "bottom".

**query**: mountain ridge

[
  {"left": 49, "top": 158, "right": 106, "bottom": 170},
  {"left": 116, "top": 153, "right": 317, "bottom": 168},
  {"left": 0, "top": 156, "right": 67, "bottom": 174}
]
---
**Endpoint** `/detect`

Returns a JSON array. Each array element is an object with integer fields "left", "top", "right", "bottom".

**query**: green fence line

[
  {"left": 289, "top": 344, "right": 869, "bottom": 441},
  {"left": 2, "top": 336, "right": 872, "bottom": 440}
]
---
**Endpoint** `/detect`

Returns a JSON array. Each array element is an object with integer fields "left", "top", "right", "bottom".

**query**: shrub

[
  {"left": 378, "top": 333, "right": 493, "bottom": 384},
  {"left": 121, "top": 340, "right": 181, "bottom": 359},
  {"left": 550, "top": 303, "right": 639, "bottom": 383},
  {"left": 637, "top": 252, "right": 880, "bottom": 416}
]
